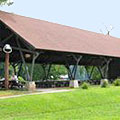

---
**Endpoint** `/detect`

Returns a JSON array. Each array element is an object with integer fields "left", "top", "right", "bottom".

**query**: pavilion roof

[{"left": 0, "top": 11, "right": 120, "bottom": 58}]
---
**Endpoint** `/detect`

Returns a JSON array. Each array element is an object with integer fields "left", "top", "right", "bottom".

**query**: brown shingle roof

[{"left": 0, "top": 10, "right": 120, "bottom": 57}]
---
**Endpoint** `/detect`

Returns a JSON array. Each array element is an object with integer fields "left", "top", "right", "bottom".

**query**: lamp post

[{"left": 3, "top": 44, "right": 12, "bottom": 89}]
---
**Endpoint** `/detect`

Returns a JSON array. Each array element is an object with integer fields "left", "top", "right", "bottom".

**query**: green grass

[
  {"left": 0, "top": 86, "right": 120, "bottom": 120},
  {"left": 0, "top": 90, "right": 29, "bottom": 97}
]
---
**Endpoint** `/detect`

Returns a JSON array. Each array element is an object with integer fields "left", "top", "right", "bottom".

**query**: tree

[
  {"left": 27, "top": 64, "right": 67, "bottom": 81},
  {"left": 0, "top": 0, "right": 13, "bottom": 6},
  {"left": 84, "top": 66, "right": 101, "bottom": 80},
  {"left": 49, "top": 65, "right": 67, "bottom": 80}
]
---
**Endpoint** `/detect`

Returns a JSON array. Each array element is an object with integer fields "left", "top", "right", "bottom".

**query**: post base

[
  {"left": 100, "top": 79, "right": 108, "bottom": 86},
  {"left": 26, "top": 81, "right": 36, "bottom": 91},
  {"left": 69, "top": 80, "right": 79, "bottom": 88}
]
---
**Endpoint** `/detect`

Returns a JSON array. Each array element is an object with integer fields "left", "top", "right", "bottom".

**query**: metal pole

[{"left": 5, "top": 53, "right": 9, "bottom": 89}]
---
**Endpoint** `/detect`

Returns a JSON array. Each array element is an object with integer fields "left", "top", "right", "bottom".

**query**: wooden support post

[
  {"left": 16, "top": 37, "right": 30, "bottom": 81},
  {"left": 105, "top": 59, "right": 112, "bottom": 79},
  {"left": 42, "top": 64, "right": 47, "bottom": 81},
  {"left": 69, "top": 54, "right": 82, "bottom": 88},
  {"left": 90, "top": 66, "right": 95, "bottom": 79},
  {"left": 73, "top": 65, "right": 78, "bottom": 79},
  {"left": 65, "top": 55, "right": 82, "bottom": 80},
  {"left": 18, "top": 62, "right": 22, "bottom": 76},
  {"left": 46, "top": 64, "right": 52, "bottom": 80},
  {"left": 1, "top": 34, "right": 14, "bottom": 44},
  {"left": 30, "top": 53, "right": 39, "bottom": 81},
  {"left": 97, "top": 66, "right": 104, "bottom": 79},
  {"left": 72, "top": 55, "right": 82, "bottom": 80},
  {"left": 5, "top": 53, "right": 9, "bottom": 89},
  {"left": 3, "top": 44, "right": 12, "bottom": 89},
  {"left": 42, "top": 64, "right": 52, "bottom": 81},
  {"left": 100, "top": 57, "right": 112, "bottom": 79},
  {"left": 71, "top": 65, "right": 76, "bottom": 74},
  {"left": 30, "top": 54, "right": 36, "bottom": 81},
  {"left": 66, "top": 65, "right": 73, "bottom": 80}
]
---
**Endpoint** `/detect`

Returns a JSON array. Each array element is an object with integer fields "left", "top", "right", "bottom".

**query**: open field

[{"left": 0, "top": 86, "right": 120, "bottom": 120}]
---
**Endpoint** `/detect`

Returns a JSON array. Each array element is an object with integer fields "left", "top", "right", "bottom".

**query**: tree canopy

[{"left": 0, "top": 0, "right": 13, "bottom": 5}]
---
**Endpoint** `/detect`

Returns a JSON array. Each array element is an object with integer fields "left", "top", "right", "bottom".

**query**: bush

[
  {"left": 113, "top": 78, "right": 120, "bottom": 86},
  {"left": 81, "top": 82, "right": 89, "bottom": 89},
  {"left": 100, "top": 79, "right": 109, "bottom": 88},
  {"left": 18, "top": 76, "right": 26, "bottom": 84}
]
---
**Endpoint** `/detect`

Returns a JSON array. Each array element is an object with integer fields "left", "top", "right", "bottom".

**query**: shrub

[
  {"left": 18, "top": 76, "right": 26, "bottom": 84},
  {"left": 113, "top": 78, "right": 120, "bottom": 86},
  {"left": 81, "top": 82, "right": 89, "bottom": 89},
  {"left": 100, "top": 79, "right": 109, "bottom": 88}
]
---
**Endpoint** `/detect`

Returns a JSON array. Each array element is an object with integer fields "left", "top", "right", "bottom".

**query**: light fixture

[
  {"left": 25, "top": 54, "right": 31, "bottom": 58},
  {"left": 3, "top": 44, "right": 12, "bottom": 54}
]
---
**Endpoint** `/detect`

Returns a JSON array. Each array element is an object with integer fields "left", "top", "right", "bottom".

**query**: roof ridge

[{"left": 0, "top": 10, "right": 118, "bottom": 39}]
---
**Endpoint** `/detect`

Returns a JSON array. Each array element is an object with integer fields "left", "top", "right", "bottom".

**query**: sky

[{"left": 0, "top": 0, "right": 120, "bottom": 38}]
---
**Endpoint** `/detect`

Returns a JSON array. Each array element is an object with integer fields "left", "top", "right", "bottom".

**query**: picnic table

[
  {"left": 35, "top": 80, "right": 69, "bottom": 88},
  {"left": 0, "top": 79, "right": 23, "bottom": 89}
]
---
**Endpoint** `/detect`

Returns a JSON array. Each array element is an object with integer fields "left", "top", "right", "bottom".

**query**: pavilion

[{"left": 0, "top": 10, "right": 120, "bottom": 85}]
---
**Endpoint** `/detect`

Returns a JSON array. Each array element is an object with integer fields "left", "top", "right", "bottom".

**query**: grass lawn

[
  {"left": 0, "top": 86, "right": 120, "bottom": 120},
  {"left": 0, "top": 90, "right": 29, "bottom": 97}
]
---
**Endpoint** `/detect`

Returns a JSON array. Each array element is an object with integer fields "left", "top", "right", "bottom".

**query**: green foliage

[
  {"left": 79, "top": 66, "right": 86, "bottom": 79},
  {"left": 100, "top": 79, "right": 109, "bottom": 88},
  {"left": 0, "top": 0, "right": 7, "bottom": 3},
  {"left": 49, "top": 65, "right": 67, "bottom": 80},
  {"left": 0, "top": 63, "right": 4, "bottom": 78},
  {"left": 113, "top": 78, "right": 120, "bottom": 86},
  {"left": 0, "top": 63, "right": 67, "bottom": 81},
  {"left": 79, "top": 66, "right": 101, "bottom": 80},
  {"left": 28, "top": 64, "right": 45, "bottom": 81},
  {"left": 27, "top": 64, "right": 67, "bottom": 81},
  {"left": 18, "top": 76, "right": 26, "bottom": 84},
  {"left": 0, "top": 0, "right": 13, "bottom": 5},
  {"left": 86, "top": 66, "right": 101, "bottom": 80},
  {"left": 81, "top": 82, "right": 89, "bottom": 89}
]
